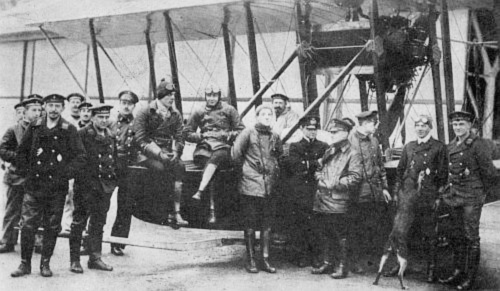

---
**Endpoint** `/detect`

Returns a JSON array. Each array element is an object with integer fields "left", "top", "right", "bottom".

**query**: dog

[{"left": 373, "top": 170, "right": 425, "bottom": 290}]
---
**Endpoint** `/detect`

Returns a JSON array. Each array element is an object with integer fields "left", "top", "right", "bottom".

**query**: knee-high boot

[
  {"left": 40, "top": 229, "right": 59, "bottom": 277},
  {"left": 244, "top": 229, "right": 258, "bottom": 273},
  {"left": 261, "top": 228, "right": 276, "bottom": 273},
  {"left": 11, "top": 229, "right": 35, "bottom": 277},
  {"left": 457, "top": 244, "right": 480, "bottom": 290},
  {"left": 331, "top": 238, "right": 348, "bottom": 279},
  {"left": 440, "top": 238, "right": 467, "bottom": 284},
  {"left": 427, "top": 240, "right": 438, "bottom": 283}
]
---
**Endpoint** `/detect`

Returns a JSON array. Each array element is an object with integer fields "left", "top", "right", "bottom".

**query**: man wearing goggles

[{"left": 184, "top": 83, "right": 245, "bottom": 224}]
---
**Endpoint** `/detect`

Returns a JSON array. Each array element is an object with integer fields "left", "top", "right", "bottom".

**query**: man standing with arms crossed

[{"left": 11, "top": 94, "right": 85, "bottom": 277}]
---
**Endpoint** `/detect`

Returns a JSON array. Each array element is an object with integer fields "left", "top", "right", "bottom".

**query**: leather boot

[
  {"left": 88, "top": 258, "right": 113, "bottom": 271},
  {"left": 70, "top": 261, "right": 84, "bottom": 274},
  {"left": 69, "top": 225, "right": 83, "bottom": 264},
  {"left": 11, "top": 260, "right": 31, "bottom": 277},
  {"left": 12, "top": 229, "right": 35, "bottom": 277},
  {"left": 261, "top": 228, "right": 276, "bottom": 273},
  {"left": 427, "top": 242, "right": 437, "bottom": 283},
  {"left": 40, "top": 257, "right": 53, "bottom": 277},
  {"left": 244, "top": 229, "right": 258, "bottom": 273},
  {"left": 331, "top": 239, "right": 348, "bottom": 279},
  {"left": 440, "top": 239, "right": 466, "bottom": 285},
  {"left": 457, "top": 245, "right": 480, "bottom": 290}
]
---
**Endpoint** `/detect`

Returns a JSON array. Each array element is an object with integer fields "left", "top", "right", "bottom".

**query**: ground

[{"left": 1, "top": 182, "right": 497, "bottom": 291}]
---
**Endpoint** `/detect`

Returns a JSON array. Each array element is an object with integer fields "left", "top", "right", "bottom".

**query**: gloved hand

[{"left": 159, "top": 150, "right": 172, "bottom": 162}]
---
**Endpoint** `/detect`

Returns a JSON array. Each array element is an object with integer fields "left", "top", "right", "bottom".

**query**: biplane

[{"left": 0, "top": 0, "right": 499, "bottom": 243}]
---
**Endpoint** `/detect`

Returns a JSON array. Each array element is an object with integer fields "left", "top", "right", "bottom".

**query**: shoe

[
  {"left": 439, "top": 269, "right": 463, "bottom": 285},
  {"left": 208, "top": 209, "right": 216, "bottom": 224},
  {"left": 330, "top": 263, "right": 348, "bottom": 279},
  {"left": 88, "top": 258, "right": 113, "bottom": 271},
  {"left": 175, "top": 212, "right": 189, "bottom": 227},
  {"left": 261, "top": 258, "right": 277, "bottom": 274},
  {"left": 11, "top": 262, "right": 31, "bottom": 277},
  {"left": 244, "top": 230, "right": 258, "bottom": 273},
  {"left": 40, "top": 257, "right": 53, "bottom": 277},
  {"left": 192, "top": 190, "right": 202, "bottom": 200},
  {"left": 111, "top": 246, "right": 124, "bottom": 256},
  {"left": 70, "top": 261, "right": 84, "bottom": 274},
  {"left": 0, "top": 243, "right": 15, "bottom": 253},
  {"left": 312, "top": 262, "right": 331, "bottom": 274}
]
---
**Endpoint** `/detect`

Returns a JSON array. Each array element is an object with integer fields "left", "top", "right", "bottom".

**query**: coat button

[
  {"left": 99, "top": 165, "right": 102, "bottom": 168},
  {"left": 450, "top": 183, "right": 453, "bottom": 186},
  {"left": 98, "top": 154, "right": 101, "bottom": 158},
  {"left": 36, "top": 174, "right": 39, "bottom": 177},
  {"left": 54, "top": 136, "right": 58, "bottom": 140},
  {"left": 49, "top": 175, "right": 52, "bottom": 179},
  {"left": 50, "top": 163, "right": 53, "bottom": 166},
  {"left": 460, "top": 152, "right": 463, "bottom": 156},
  {"left": 52, "top": 150, "right": 55, "bottom": 153},
  {"left": 98, "top": 175, "right": 101, "bottom": 178},
  {"left": 449, "top": 163, "right": 452, "bottom": 166},
  {"left": 37, "top": 161, "right": 41, "bottom": 165},
  {"left": 109, "top": 155, "right": 112, "bottom": 159}
]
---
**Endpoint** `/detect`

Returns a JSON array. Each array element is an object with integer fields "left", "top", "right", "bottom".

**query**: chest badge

[
  {"left": 57, "top": 154, "right": 63, "bottom": 162},
  {"left": 464, "top": 167, "right": 470, "bottom": 176},
  {"left": 410, "top": 160, "right": 415, "bottom": 169},
  {"left": 425, "top": 168, "right": 431, "bottom": 175},
  {"left": 37, "top": 148, "right": 43, "bottom": 156}
]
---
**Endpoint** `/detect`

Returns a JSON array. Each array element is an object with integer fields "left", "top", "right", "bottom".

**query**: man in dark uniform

[
  {"left": 110, "top": 91, "right": 139, "bottom": 256},
  {"left": 390, "top": 115, "right": 448, "bottom": 282},
  {"left": 69, "top": 104, "right": 117, "bottom": 273},
  {"left": 0, "top": 97, "right": 43, "bottom": 253},
  {"left": 77, "top": 102, "right": 93, "bottom": 129},
  {"left": 439, "top": 111, "right": 497, "bottom": 290},
  {"left": 284, "top": 116, "right": 328, "bottom": 267},
  {"left": 11, "top": 94, "right": 85, "bottom": 277},
  {"left": 135, "top": 80, "right": 188, "bottom": 226},
  {"left": 348, "top": 110, "right": 392, "bottom": 273},
  {"left": 185, "top": 84, "right": 244, "bottom": 224}
]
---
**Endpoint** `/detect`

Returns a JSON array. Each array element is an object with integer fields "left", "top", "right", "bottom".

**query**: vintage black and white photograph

[{"left": 0, "top": 0, "right": 499, "bottom": 290}]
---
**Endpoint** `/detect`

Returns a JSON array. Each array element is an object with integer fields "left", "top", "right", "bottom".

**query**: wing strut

[
  {"left": 39, "top": 26, "right": 87, "bottom": 98},
  {"left": 282, "top": 41, "right": 371, "bottom": 144},
  {"left": 89, "top": 19, "right": 104, "bottom": 103}
]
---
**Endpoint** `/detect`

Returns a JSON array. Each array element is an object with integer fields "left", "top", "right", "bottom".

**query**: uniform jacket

[
  {"left": 273, "top": 108, "right": 300, "bottom": 137},
  {"left": 16, "top": 116, "right": 86, "bottom": 195},
  {"left": 0, "top": 120, "right": 30, "bottom": 185},
  {"left": 444, "top": 133, "right": 498, "bottom": 205},
  {"left": 349, "top": 130, "right": 389, "bottom": 202},
  {"left": 232, "top": 124, "right": 283, "bottom": 198},
  {"left": 134, "top": 100, "right": 184, "bottom": 157},
  {"left": 285, "top": 137, "right": 328, "bottom": 206},
  {"left": 110, "top": 113, "right": 137, "bottom": 168},
  {"left": 313, "top": 141, "right": 363, "bottom": 214},
  {"left": 184, "top": 102, "right": 244, "bottom": 154},
  {"left": 75, "top": 122, "right": 118, "bottom": 195},
  {"left": 395, "top": 137, "right": 448, "bottom": 205}
]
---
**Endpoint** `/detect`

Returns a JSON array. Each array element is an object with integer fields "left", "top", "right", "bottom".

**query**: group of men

[
  {"left": 283, "top": 109, "right": 495, "bottom": 291},
  {"left": 0, "top": 81, "right": 496, "bottom": 291}
]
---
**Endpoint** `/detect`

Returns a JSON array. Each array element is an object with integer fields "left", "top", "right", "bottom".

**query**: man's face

[
  {"left": 68, "top": 98, "right": 82, "bottom": 114},
  {"left": 15, "top": 107, "right": 24, "bottom": 122},
  {"left": 24, "top": 105, "right": 42, "bottom": 122},
  {"left": 80, "top": 108, "right": 91, "bottom": 122},
  {"left": 301, "top": 126, "right": 318, "bottom": 140},
  {"left": 205, "top": 92, "right": 219, "bottom": 107},
  {"left": 272, "top": 99, "right": 286, "bottom": 116},
  {"left": 160, "top": 92, "right": 175, "bottom": 108},
  {"left": 452, "top": 120, "right": 471, "bottom": 138},
  {"left": 119, "top": 98, "right": 136, "bottom": 115},
  {"left": 414, "top": 122, "right": 431, "bottom": 139},
  {"left": 92, "top": 113, "right": 111, "bottom": 131},
  {"left": 45, "top": 102, "right": 64, "bottom": 121},
  {"left": 361, "top": 118, "right": 379, "bottom": 135},
  {"left": 330, "top": 129, "right": 348, "bottom": 145},
  {"left": 257, "top": 108, "right": 273, "bottom": 127}
]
